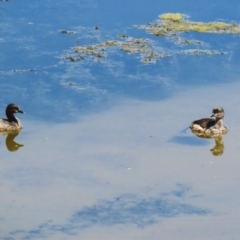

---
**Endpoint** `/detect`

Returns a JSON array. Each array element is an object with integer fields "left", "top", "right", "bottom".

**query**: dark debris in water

[
  {"left": 118, "top": 34, "right": 128, "bottom": 39},
  {"left": 59, "top": 29, "right": 75, "bottom": 34},
  {"left": 12, "top": 68, "right": 35, "bottom": 73}
]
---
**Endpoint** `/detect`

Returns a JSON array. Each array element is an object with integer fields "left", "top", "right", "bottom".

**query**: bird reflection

[
  {"left": 210, "top": 136, "right": 224, "bottom": 156},
  {"left": 0, "top": 130, "right": 24, "bottom": 152},
  {"left": 190, "top": 129, "right": 225, "bottom": 156}
]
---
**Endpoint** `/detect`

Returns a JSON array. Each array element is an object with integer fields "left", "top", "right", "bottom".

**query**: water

[{"left": 1, "top": 0, "right": 240, "bottom": 239}]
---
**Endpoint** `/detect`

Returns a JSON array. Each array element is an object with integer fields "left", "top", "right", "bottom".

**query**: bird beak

[
  {"left": 18, "top": 110, "right": 24, "bottom": 114},
  {"left": 210, "top": 114, "right": 214, "bottom": 117}
]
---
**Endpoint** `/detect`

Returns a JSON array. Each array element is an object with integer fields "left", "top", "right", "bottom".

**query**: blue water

[{"left": 1, "top": 0, "right": 240, "bottom": 239}]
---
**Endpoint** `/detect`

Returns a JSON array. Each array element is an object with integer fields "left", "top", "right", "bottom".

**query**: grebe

[
  {"left": 0, "top": 104, "right": 23, "bottom": 131},
  {"left": 190, "top": 107, "right": 227, "bottom": 136}
]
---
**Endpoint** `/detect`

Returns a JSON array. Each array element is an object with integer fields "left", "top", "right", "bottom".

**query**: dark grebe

[{"left": 0, "top": 104, "right": 24, "bottom": 131}]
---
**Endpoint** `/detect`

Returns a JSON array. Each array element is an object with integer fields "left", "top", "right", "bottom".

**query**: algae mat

[{"left": 62, "top": 13, "right": 240, "bottom": 64}]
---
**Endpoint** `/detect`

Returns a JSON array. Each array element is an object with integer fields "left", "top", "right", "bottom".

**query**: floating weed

[
  {"left": 178, "top": 49, "right": 227, "bottom": 56},
  {"left": 138, "top": 13, "right": 240, "bottom": 36},
  {"left": 62, "top": 13, "right": 238, "bottom": 64},
  {"left": 65, "top": 38, "right": 165, "bottom": 64}
]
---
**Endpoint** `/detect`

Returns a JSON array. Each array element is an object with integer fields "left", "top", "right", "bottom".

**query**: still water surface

[{"left": 1, "top": 0, "right": 240, "bottom": 239}]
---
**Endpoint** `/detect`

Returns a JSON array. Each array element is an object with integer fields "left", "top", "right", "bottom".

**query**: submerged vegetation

[{"left": 62, "top": 13, "right": 240, "bottom": 65}]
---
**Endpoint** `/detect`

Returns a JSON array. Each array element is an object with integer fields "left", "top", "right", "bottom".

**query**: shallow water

[{"left": 1, "top": 0, "right": 240, "bottom": 239}]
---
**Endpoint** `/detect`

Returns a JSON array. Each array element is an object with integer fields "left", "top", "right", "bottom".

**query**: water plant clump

[
  {"left": 139, "top": 13, "right": 240, "bottom": 36},
  {"left": 66, "top": 38, "right": 166, "bottom": 64},
  {"left": 62, "top": 13, "right": 239, "bottom": 64}
]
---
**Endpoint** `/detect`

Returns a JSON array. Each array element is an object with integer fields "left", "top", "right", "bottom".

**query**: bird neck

[
  {"left": 215, "top": 118, "right": 223, "bottom": 126},
  {"left": 6, "top": 112, "right": 18, "bottom": 123}
]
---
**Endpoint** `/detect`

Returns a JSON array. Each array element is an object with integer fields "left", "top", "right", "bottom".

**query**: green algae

[
  {"left": 65, "top": 38, "right": 167, "bottom": 64},
  {"left": 62, "top": 13, "right": 239, "bottom": 64},
  {"left": 138, "top": 13, "right": 240, "bottom": 36},
  {"left": 120, "top": 38, "right": 151, "bottom": 54},
  {"left": 160, "top": 13, "right": 184, "bottom": 22}
]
